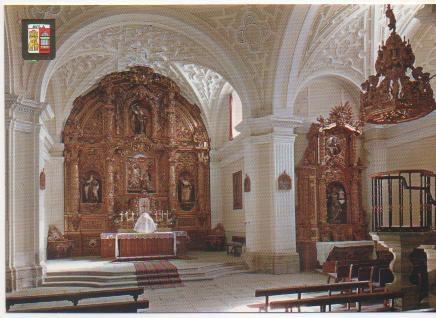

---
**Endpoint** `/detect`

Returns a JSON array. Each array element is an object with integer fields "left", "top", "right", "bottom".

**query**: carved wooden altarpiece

[
  {"left": 296, "top": 103, "right": 367, "bottom": 270},
  {"left": 63, "top": 66, "right": 211, "bottom": 256}
]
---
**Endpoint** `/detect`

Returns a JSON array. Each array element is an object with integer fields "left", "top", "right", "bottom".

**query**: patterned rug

[{"left": 133, "top": 260, "right": 183, "bottom": 288}]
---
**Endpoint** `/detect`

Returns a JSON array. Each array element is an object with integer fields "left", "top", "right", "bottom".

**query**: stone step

[{"left": 42, "top": 263, "right": 248, "bottom": 288}]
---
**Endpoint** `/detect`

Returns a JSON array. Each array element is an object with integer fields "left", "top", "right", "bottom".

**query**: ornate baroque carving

[
  {"left": 64, "top": 66, "right": 211, "bottom": 256},
  {"left": 360, "top": 5, "right": 436, "bottom": 124},
  {"left": 296, "top": 103, "right": 367, "bottom": 270}
]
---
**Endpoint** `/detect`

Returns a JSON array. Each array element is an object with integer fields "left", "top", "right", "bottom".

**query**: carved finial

[{"left": 386, "top": 4, "right": 396, "bottom": 33}]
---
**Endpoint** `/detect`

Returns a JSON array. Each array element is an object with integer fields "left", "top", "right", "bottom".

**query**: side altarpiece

[
  {"left": 296, "top": 103, "right": 367, "bottom": 270},
  {"left": 63, "top": 66, "right": 211, "bottom": 256}
]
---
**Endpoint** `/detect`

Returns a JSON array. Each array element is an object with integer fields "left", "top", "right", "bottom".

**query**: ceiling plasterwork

[
  {"left": 187, "top": 5, "right": 290, "bottom": 105},
  {"left": 298, "top": 5, "right": 368, "bottom": 85},
  {"left": 176, "top": 63, "right": 226, "bottom": 112},
  {"left": 49, "top": 24, "right": 235, "bottom": 123}
]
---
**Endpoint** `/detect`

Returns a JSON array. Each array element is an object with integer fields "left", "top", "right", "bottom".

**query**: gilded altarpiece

[
  {"left": 64, "top": 66, "right": 211, "bottom": 256},
  {"left": 296, "top": 103, "right": 367, "bottom": 270}
]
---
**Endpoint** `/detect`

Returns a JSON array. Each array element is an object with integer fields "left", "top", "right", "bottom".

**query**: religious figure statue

[
  {"left": 130, "top": 164, "right": 142, "bottom": 189},
  {"left": 141, "top": 164, "right": 153, "bottom": 192},
  {"left": 385, "top": 4, "right": 396, "bottom": 33},
  {"left": 83, "top": 174, "right": 100, "bottom": 203},
  {"left": 327, "top": 183, "right": 347, "bottom": 224},
  {"left": 131, "top": 103, "right": 148, "bottom": 135},
  {"left": 128, "top": 160, "right": 155, "bottom": 193},
  {"left": 178, "top": 174, "right": 195, "bottom": 210},
  {"left": 134, "top": 198, "right": 156, "bottom": 233},
  {"left": 326, "top": 136, "right": 341, "bottom": 156}
]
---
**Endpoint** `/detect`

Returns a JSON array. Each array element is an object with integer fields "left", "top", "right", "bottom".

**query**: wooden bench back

[
  {"left": 10, "top": 299, "right": 149, "bottom": 313},
  {"left": 255, "top": 281, "right": 370, "bottom": 297},
  {"left": 269, "top": 291, "right": 403, "bottom": 310},
  {"left": 7, "top": 287, "right": 144, "bottom": 310}
]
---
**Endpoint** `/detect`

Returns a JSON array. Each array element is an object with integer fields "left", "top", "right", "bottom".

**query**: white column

[
  {"left": 242, "top": 115, "right": 301, "bottom": 273},
  {"left": 271, "top": 133, "right": 298, "bottom": 255},
  {"left": 209, "top": 151, "right": 223, "bottom": 227},
  {"left": 5, "top": 95, "right": 54, "bottom": 291}
]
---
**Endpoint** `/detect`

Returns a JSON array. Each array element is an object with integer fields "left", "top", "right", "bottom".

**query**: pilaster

[
  {"left": 210, "top": 151, "right": 223, "bottom": 227},
  {"left": 5, "top": 94, "right": 54, "bottom": 291},
  {"left": 242, "top": 115, "right": 302, "bottom": 274}
]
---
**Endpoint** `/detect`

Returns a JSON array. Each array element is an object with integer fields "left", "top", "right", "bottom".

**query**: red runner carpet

[{"left": 133, "top": 260, "right": 182, "bottom": 288}]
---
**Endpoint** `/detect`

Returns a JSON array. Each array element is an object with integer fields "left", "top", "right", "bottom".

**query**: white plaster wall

[
  {"left": 387, "top": 135, "right": 436, "bottom": 171},
  {"left": 293, "top": 78, "right": 359, "bottom": 119},
  {"left": 250, "top": 142, "right": 274, "bottom": 252},
  {"left": 13, "top": 132, "right": 37, "bottom": 267},
  {"left": 221, "top": 158, "right": 245, "bottom": 241},
  {"left": 44, "top": 157, "right": 65, "bottom": 233},
  {"left": 210, "top": 160, "right": 223, "bottom": 228}
]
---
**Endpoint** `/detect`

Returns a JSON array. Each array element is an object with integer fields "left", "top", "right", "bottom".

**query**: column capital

[
  {"left": 238, "top": 115, "right": 302, "bottom": 138},
  {"left": 49, "top": 142, "right": 65, "bottom": 158},
  {"left": 5, "top": 94, "right": 54, "bottom": 125}
]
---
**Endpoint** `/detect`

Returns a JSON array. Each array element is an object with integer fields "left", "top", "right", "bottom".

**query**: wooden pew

[
  {"left": 6, "top": 287, "right": 144, "bottom": 311},
  {"left": 326, "top": 259, "right": 391, "bottom": 283},
  {"left": 269, "top": 291, "right": 403, "bottom": 312},
  {"left": 9, "top": 299, "right": 149, "bottom": 313},
  {"left": 247, "top": 281, "right": 371, "bottom": 312}
]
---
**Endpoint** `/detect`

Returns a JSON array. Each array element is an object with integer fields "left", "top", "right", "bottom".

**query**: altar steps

[{"left": 42, "top": 262, "right": 249, "bottom": 288}]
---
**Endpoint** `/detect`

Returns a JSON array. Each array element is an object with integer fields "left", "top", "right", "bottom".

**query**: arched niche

[{"left": 63, "top": 66, "right": 211, "bottom": 256}]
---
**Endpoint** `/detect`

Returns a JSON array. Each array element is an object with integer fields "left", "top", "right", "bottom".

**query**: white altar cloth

[{"left": 316, "top": 240, "right": 375, "bottom": 264}]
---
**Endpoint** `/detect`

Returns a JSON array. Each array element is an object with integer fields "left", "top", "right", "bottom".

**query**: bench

[
  {"left": 326, "top": 259, "right": 391, "bottom": 283},
  {"left": 6, "top": 287, "right": 144, "bottom": 311},
  {"left": 225, "top": 236, "right": 245, "bottom": 256},
  {"left": 9, "top": 299, "right": 149, "bottom": 313},
  {"left": 269, "top": 291, "right": 403, "bottom": 312},
  {"left": 248, "top": 281, "right": 371, "bottom": 312}
]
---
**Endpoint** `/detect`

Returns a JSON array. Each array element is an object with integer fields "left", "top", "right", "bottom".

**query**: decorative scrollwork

[{"left": 360, "top": 4, "right": 435, "bottom": 124}]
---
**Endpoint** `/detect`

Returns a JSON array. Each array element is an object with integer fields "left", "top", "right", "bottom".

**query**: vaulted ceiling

[{"left": 5, "top": 4, "right": 433, "bottom": 141}]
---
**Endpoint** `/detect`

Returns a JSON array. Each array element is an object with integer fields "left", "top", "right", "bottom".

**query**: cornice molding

[
  {"left": 5, "top": 94, "right": 54, "bottom": 124},
  {"left": 363, "top": 111, "right": 436, "bottom": 147}
]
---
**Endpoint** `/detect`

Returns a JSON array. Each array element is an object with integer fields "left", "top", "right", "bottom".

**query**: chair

[
  {"left": 327, "top": 262, "right": 349, "bottom": 283},
  {"left": 357, "top": 266, "right": 374, "bottom": 282},
  {"left": 348, "top": 264, "right": 360, "bottom": 281}
]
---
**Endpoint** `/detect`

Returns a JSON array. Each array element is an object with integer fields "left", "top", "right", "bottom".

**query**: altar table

[
  {"left": 316, "top": 240, "right": 375, "bottom": 265},
  {"left": 100, "top": 231, "right": 188, "bottom": 259}
]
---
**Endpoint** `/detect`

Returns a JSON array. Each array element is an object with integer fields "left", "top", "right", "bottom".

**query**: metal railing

[{"left": 371, "top": 170, "right": 436, "bottom": 232}]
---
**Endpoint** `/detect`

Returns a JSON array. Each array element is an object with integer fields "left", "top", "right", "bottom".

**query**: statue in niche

[
  {"left": 327, "top": 182, "right": 347, "bottom": 224},
  {"left": 178, "top": 172, "right": 195, "bottom": 211},
  {"left": 141, "top": 164, "right": 153, "bottom": 192},
  {"left": 326, "top": 136, "right": 341, "bottom": 156},
  {"left": 82, "top": 173, "right": 101, "bottom": 203},
  {"left": 127, "top": 159, "right": 155, "bottom": 193},
  {"left": 131, "top": 103, "right": 149, "bottom": 135}
]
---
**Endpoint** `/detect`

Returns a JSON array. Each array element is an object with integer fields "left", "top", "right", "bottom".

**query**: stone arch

[
  {"left": 37, "top": 11, "right": 254, "bottom": 124},
  {"left": 292, "top": 73, "right": 361, "bottom": 118}
]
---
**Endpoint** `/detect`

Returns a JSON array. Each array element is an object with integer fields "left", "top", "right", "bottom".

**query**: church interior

[{"left": 4, "top": 3, "right": 436, "bottom": 314}]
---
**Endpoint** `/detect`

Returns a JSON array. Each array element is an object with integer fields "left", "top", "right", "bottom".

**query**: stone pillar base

[
  {"left": 6, "top": 265, "right": 43, "bottom": 292},
  {"left": 243, "top": 251, "right": 300, "bottom": 274},
  {"left": 386, "top": 282, "right": 420, "bottom": 311}
]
